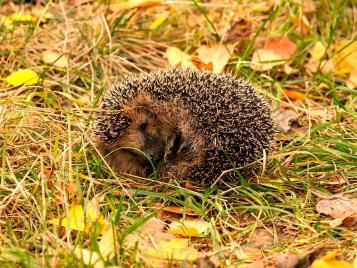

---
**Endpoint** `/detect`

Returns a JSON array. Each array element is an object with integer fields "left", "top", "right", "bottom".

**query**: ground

[{"left": 0, "top": 0, "right": 356, "bottom": 267}]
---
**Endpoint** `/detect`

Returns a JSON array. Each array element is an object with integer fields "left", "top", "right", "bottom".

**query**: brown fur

[{"left": 95, "top": 93, "right": 205, "bottom": 179}]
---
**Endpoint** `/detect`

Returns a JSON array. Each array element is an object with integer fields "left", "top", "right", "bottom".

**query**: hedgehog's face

[{"left": 97, "top": 94, "right": 205, "bottom": 178}]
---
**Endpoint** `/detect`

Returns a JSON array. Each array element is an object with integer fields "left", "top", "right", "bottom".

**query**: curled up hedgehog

[{"left": 93, "top": 68, "right": 275, "bottom": 185}]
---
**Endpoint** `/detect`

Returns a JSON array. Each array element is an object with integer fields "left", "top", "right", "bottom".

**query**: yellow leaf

[
  {"left": 168, "top": 220, "right": 210, "bottom": 237},
  {"left": 4, "top": 69, "right": 39, "bottom": 86},
  {"left": 166, "top": 47, "right": 195, "bottom": 69},
  {"left": 48, "top": 199, "right": 106, "bottom": 232},
  {"left": 145, "top": 238, "right": 199, "bottom": 262},
  {"left": 31, "top": 8, "right": 54, "bottom": 20},
  {"left": 310, "top": 41, "right": 326, "bottom": 62},
  {"left": 75, "top": 248, "right": 104, "bottom": 268},
  {"left": 109, "top": 0, "right": 163, "bottom": 11},
  {"left": 311, "top": 250, "right": 353, "bottom": 268},
  {"left": 1, "top": 12, "right": 37, "bottom": 28},
  {"left": 333, "top": 40, "right": 357, "bottom": 75},
  {"left": 346, "top": 72, "right": 357, "bottom": 89},
  {"left": 41, "top": 51, "right": 69, "bottom": 68},
  {"left": 196, "top": 45, "right": 233, "bottom": 74},
  {"left": 99, "top": 228, "right": 117, "bottom": 259},
  {"left": 251, "top": 49, "right": 285, "bottom": 71}
]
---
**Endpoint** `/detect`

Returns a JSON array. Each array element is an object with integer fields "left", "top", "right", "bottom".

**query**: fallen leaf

[
  {"left": 48, "top": 199, "right": 106, "bottom": 232},
  {"left": 311, "top": 250, "right": 353, "bottom": 268},
  {"left": 162, "top": 206, "right": 199, "bottom": 217},
  {"left": 252, "top": 36, "right": 296, "bottom": 71},
  {"left": 251, "top": 49, "right": 285, "bottom": 71},
  {"left": 333, "top": 40, "right": 357, "bottom": 75},
  {"left": 273, "top": 109, "right": 300, "bottom": 132},
  {"left": 125, "top": 217, "right": 173, "bottom": 248},
  {"left": 346, "top": 72, "right": 357, "bottom": 88},
  {"left": 248, "top": 0, "right": 276, "bottom": 12},
  {"left": 98, "top": 228, "right": 118, "bottom": 259},
  {"left": 226, "top": 18, "right": 253, "bottom": 41},
  {"left": 109, "top": 0, "right": 163, "bottom": 11},
  {"left": 259, "top": 36, "right": 297, "bottom": 58},
  {"left": 283, "top": 89, "right": 305, "bottom": 101},
  {"left": 165, "top": 47, "right": 195, "bottom": 69},
  {"left": 168, "top": 220, "right": 210, "bottom": 237},
  {"left": 196, "top": 45, "right": 233, "bottom": 73},
  {"left": 31, "top": 7, "right": 54, "bottom": 20},
  {"left": 75, "top": 248, "right": 104, "bottom": 268},
  {"left": 145, "top": 238, "right": 199, "bottom": 262},
  {"left": 3, "top": 69, "right": 39, "bottom": 86},
  {"left": 275, "top": 247, "right": 324, "bottom": 268},
  {"left": 247, "top": 228, "right": 274, "bottom": 248},
  {"left": 310, "top": 41, "right": 326, "bottom": 62},
  {"left": 2, "top": 12, "right": 37, "bottom": 25},
  {"left": 41, "top": 51, "right": 69, "bottom": 68},
  {"left": 291, "top": 15, "right": 311, "bottom": 34},
  {"left": 316, "top": 196, "right": 357, "bottom": 227},
  {"left": 190, "top": 56, "right": 213, "bottom": 71}
]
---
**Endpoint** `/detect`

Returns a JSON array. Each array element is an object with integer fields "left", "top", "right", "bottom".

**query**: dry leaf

[
  {"left": 168, "top": 220, "right": 210, "bottom": 237},
  {"left": 31, "top": 8, "right": 54, "bottom": 20},
  {"left": 48, "top": 199, "right": 106, "bottom": 232},
  {"left": 99, "top": 228, "right": 117, "bottom": 259},
  {"left": 196, "top": 45, "right": 233, "bottom": 73},
  {"left": 283, "top": 89, "right": 305, "bottom": 101},
  {"left": 247, "top": 228, "right": 274, "bottom": 248},
  {"left": 109, "top": 0, "right": 163, "bottom": 11},
  {"left": 226, "top": 18, "right": 253, "bottom": 41},
  {"left": 3, "top": 69, "right": 39, "bottom": 86},
  {"left": 311, "top": 250, "right": 353, "bottom": 268},
  {"left": 165, "top": 47, "right": 194, "bottom": 68},
  {"left": 333, "top": 40, "right": 357, "bottom": 75},
  {"left": 346, "top": 72, "right": 357, "bottom": 88},
  {"left": 1, "top": 12, "right": 37, "bottom": 26},
  {"left": 162, "top": 206, "right": 199, "bottom": 216},
  {"left": 275, "top": 247, "right": 324, "bottom": 268},
  {"left": 291, "top": 15, "right": 311, "bottom": 34},
  {"left": 273, "top": 109, "right": 300, "bottom": 132},
  {"left": 190, "top": 56, "right": 213, "bottom": 71},
  {"left": 144, "top": 238, "right": 199, "bottom": 262},
  {"left": 41, "top": 51, "right": 69, "bottom": 68},
  {"left": 251, "top": 49, "right": 285, "bottom": 71},
  {"left": 259, "top": 36, "right": 297, "bottom": 58},
  {"left": 316, "top": 196, "right": 357, "bottom": 227},
  {"left": 75, "top": 249, "right": 104, "bottom": 268},
  {"left": 310, "top": 42, "right": 326, "bottom": 62}
]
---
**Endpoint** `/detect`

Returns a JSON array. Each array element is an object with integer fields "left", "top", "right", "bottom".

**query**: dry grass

[{"left": 0, "top": 0, "right": 356, "bottom": 267}]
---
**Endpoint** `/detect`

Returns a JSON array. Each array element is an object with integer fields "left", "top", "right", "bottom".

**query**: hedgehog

[{"left": 93, "top": 68, "right": 274, "bottom": 185}]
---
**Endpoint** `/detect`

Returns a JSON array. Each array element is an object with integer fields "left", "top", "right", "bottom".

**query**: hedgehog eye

[{"left": 139, "top": 122, "right": 148, "bottom": 131}]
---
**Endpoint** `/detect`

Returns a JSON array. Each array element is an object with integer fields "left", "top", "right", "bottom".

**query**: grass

[{"left": 0, "top": 0, "right": 356, "bottom": 267}]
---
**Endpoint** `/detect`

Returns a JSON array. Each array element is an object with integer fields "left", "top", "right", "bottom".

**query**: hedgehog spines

[{"left": 93, "top": 68, "right": 275, "bottom": 184}]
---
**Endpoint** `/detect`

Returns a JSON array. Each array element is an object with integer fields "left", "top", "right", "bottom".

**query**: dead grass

[{"left": 0, "top": 0, "right": 356, "bottom": 267}]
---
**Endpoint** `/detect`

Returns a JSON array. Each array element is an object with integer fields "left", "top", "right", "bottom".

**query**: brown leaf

[
  {"left": 273, "top": 109, "right": 300, "bottom": 133},
  {"left": 258, "top": 36, "right": 297, "bottom": 58},
  {"left": 226, "top": 18, "right": 253, "bottom": 41},
  {"left": 162, "top": 206, "right": 199, "bottom": 217},
  {"left": 247, "top": 228, "right": 274, "bottom": 248},
  {"left": 316, "top": 196, "right": 357, "bottom": 227},
  {"left": 283, "top": 89, "right": 305, "bottom": 101},
  {"left": 190, "top": 56, "right": 213, "bottom": 71}
]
